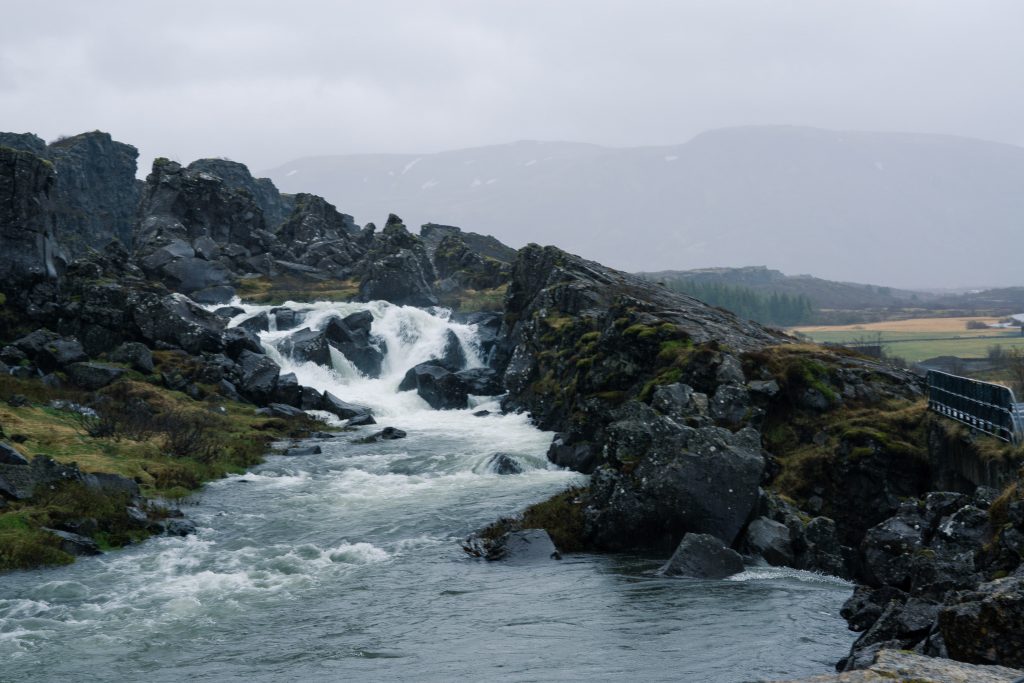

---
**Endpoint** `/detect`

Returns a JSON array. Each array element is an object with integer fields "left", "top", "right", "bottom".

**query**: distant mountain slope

[
  {"left": 263, "top": 126, "right": 1024, "bottom": 289},
  {"left": 640, "top": 266, "right": 933, "bottom": 311}
]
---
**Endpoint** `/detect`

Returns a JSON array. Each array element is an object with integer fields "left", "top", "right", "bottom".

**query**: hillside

[{"left": 263, "top": 126, "right": 1024, "bottom": 289}]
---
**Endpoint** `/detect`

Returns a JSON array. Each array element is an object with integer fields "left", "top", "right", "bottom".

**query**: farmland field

[{"left": 791, "top": 317, "right": 1024, "bottom": 362}]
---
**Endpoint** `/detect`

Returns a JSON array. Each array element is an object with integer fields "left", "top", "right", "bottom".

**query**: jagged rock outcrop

[
  {"left": 187, "top": 158, "right": 294, "bottom": 229},
  {"left": 421, "top": 223, "right": 518, "bottom": 264},
  {"left": 0, "top": 145, "right": 66, "bottom": 316},
  {"left": 47, "top": 132, "right": 141, "bottom": 254},
  {"left": 0, "top": 132, "right": 47, "bottom": 156},
  {"left": 356, "top": 214, "right": 437, "bottom": 306}
]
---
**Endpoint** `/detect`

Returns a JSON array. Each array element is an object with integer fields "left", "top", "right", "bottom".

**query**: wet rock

[
  {"left": 255, "top": 403, "right": 306, "bottom": 419},
  {"left": 346, "top": 413, "right": 377, "bottom": 427},
  {"left": 659, "top": 533, "right": 744, "bottom": 579},
  {"left": 480, "top": 529, "right": 562, "bottom": 563},
  {"left": 273, "top": 372, "right": 301, "bottom": 407},
  {"left": 44, "top": 529, "right": 102, "bottom": 556},
  {"left": 217, "top": 330, "right": 258, "bottom": 365},
  {"left": 271, "top": 307, "right": 301, "bottom": 331},
  {"left": 546, "top": 436, "right": 600, "bottom": 473},
  {"left": 455, "top": 368, "right": 503, "bottom": 396},
  {"left": 238, "top": 312, "right": 270, "bottom": 333},
  {"left": 399, "top": 363, "right": 473, "bottom": 410},
  {"left": 279, "top": 327, "right": 332, "bottom": 366},
  {"left": 236, "top": 350, "right": 280, "bottom": 405},
  {"left": 65, "top": 362, "right": 125, "bottom": 390},
  {"left": 109, "top": 342, "right": 154, "bottom": 373},
  {"left": 473, "top": 410, "right": 491, "bottom": 417},
  {"left": 353, "top": 427, "right": 406, "bottom": 444},
  {"left": 438, "top": 329, "right": 467, "bottom": 371},
  {"left": 321, "top": 392, "right": 373, "bottom": 421},
  {"left": 860, "top": 503, "right": 927, "bottom": 589},
  {"left": 285, "top": 445, "right": 322, "bottom": 456},
  {"left": 323, "top": 313, "right": 385, "bottom": 377},
  {"left": 214, "top": 305, "right": 245, "bottom": 319},
  {"left": 744, "top": 517, "right": 795, "bottom": 566},
  {"left": 164, "top": 519, "right": 197, "bottom": 537},
  {"left": 485, "top": 452, "right": 523, "bottom": 475}
]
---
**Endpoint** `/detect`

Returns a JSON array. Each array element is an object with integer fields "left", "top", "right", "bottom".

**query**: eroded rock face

[
  {"left": 187, "top": 158, "right": 294, "bottom": 230},
  {"left": 47, "top": 132, "right": 141, "bottom": 254},
  {"left": 0, "top": 146, "right": 66, "bottom": 290}
]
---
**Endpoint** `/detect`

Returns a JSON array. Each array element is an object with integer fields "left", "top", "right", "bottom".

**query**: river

[{"left": 0, "top": 301, "right": 855, "bottom": 682}]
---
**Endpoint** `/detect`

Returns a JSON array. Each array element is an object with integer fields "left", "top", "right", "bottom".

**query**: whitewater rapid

[{"left": 0, "top": 300, "right": 856, "bottom": 682}]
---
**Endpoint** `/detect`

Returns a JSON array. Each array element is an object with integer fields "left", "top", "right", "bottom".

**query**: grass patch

[
  {"left": 235, "top": 276, "right": 359, "bottom": 305},
  {"left": 477, "top": 487, "right": 588, "bottom": 552}
]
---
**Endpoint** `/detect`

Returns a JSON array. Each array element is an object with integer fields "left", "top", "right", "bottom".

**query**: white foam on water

[{"left": 728, "top": 566, "right": 853, "bottom": 587}]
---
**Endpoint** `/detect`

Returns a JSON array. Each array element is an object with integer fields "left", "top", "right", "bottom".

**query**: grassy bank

[{"left": 0, "top": 372, "right": 326, "bottom": 572}]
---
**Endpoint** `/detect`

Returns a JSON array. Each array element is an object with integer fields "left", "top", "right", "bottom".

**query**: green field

[{"left": 795, "top": 329, "right": 1024, "bottom": 363}]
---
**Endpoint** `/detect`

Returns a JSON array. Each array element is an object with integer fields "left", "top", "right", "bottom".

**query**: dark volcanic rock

[
  {"left": 187, "top": 158, "right": 293, "bottom": 229},
  {"left": 279, "top": 327, "right": 332, "bottom": 366},
  {"left": 659, "top": 533, "right": 745, "bottom": 579},
  {"left": 744, "top": 517, "right": 795, "bottom": 566},
  {"left": 484, "top": 452, "right": 523, "bottom": 475},
  {"left": 321, "top": 392, "right": 373, "bottom": 421},
  {"left": 109, "top": 342, "right": 154, "bottom": 373},
  {"left": 45, "top": 528, "right": 103, "bottom": 556},
  {"left": 132, "top": 293, "right": 226, "bottom": 354},
  {"left": 236, "top": 350, "right": 280, "bottom": 404},
  {"left": 939, "top": 574, "right": 1024, "bottom": 668},
  {"left": 470, "top": 529, "right": 561, "bottom": 563},
  {"left": 583, "top": 401, "right": 764, "bottom": 551},
  {"left": 356, "top": 215, "right": 437, "bottom": 307},
  {"left": 0, "top": 443, "right": 28, "bottom": 466},
  {"left": 46, "top": 132, "right": 141, "bottom": 254},
  {"left": 399, "top": 363, "right": 472, "bottom": 410},
  {"left": 285, "top": 445, "right": 322, "bottom": 456},
  {"left": 65, "top": 362, "right": 125, "bottom": 390},
  {"left": 353, "top": 427, "right": 406, "bottom": 444},
  {"left": 323, "top": 313, "right": 385, "bottom": 377},
  {"left": 0, "top": 146, "right": 65, "bottom": 290}
]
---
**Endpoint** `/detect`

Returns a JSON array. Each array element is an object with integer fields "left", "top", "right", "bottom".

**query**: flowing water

[{"left": 0, "top": 301, "right": 855, "bottom": 682}]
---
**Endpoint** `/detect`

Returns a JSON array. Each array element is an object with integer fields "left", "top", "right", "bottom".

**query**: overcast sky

[{"left": 2, "top": 1, "right": 1023, "bottom": 173}]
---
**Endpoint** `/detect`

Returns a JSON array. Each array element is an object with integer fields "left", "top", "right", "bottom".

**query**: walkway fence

[{"left": 926, "top": 370, "right": 1024, "bottom": 444}]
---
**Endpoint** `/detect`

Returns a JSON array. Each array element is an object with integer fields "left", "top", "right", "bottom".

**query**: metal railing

[{"left": 926, "top": 370, "right": 1024, "bottom": 444}]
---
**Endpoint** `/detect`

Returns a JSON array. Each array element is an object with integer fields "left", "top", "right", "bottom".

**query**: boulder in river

[{"left": 659, "top": 533, "right": 745, "bottom": 579}]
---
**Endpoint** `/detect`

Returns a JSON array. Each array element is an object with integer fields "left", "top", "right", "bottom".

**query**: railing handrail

[{"left": 926, "top": 370, "right": 1023, "bottom": 444}]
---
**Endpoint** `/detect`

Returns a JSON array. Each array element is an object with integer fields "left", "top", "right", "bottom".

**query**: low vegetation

[
  {"left": 235, "top": 275, "right": 359, "bottom": 305},
  {"left": 0, "top": 369, "right": 325, "bottom": 571}
]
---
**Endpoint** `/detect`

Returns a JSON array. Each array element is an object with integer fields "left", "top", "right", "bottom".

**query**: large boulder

[
  {"left": 470, "top": 529, "right": 562, "bottom": 563},
  {"left": 584, "top": 401, "right": 764, "bottom": 551},
  {"left": 321, "top": 392, "right": 373, "bottom": 421},
  {"left": 236, "top": 350, "right": 280, "bottom": 405},
  {"left": 109, "top": 342, "right": 154, "bottom": 373},
  {"left": 132, "top": 293, "right": 226, "bottom": 354},
  {"left": 278, "top": 327, "right": 332, "bottom": 366},
  {"left": 399, "top": 363, "right": 472, "bottom": 410},
  {"left": 939, "top": 574, "right": 1024, "bottom": 668},
  {"left": 744, "top": 517, "right": 795, "bottom": 566},
  {"left": 659, "top": 533, "right": 745, "bottom": 579},
  {"left": 65, "top": 362, "right": 125, "bottom": 390},
  {"left": 323, "top": 312, "right": 386, "bottom": 377}
]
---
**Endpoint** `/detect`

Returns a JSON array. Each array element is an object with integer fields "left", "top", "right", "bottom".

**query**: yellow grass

[{"left": 792, "top": 316, "right": 1002, "bottom": 334}]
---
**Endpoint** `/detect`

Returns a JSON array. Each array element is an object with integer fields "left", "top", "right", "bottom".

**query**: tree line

[{"left": 660, "top": 279, "right": 815, "bottom": 326}]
